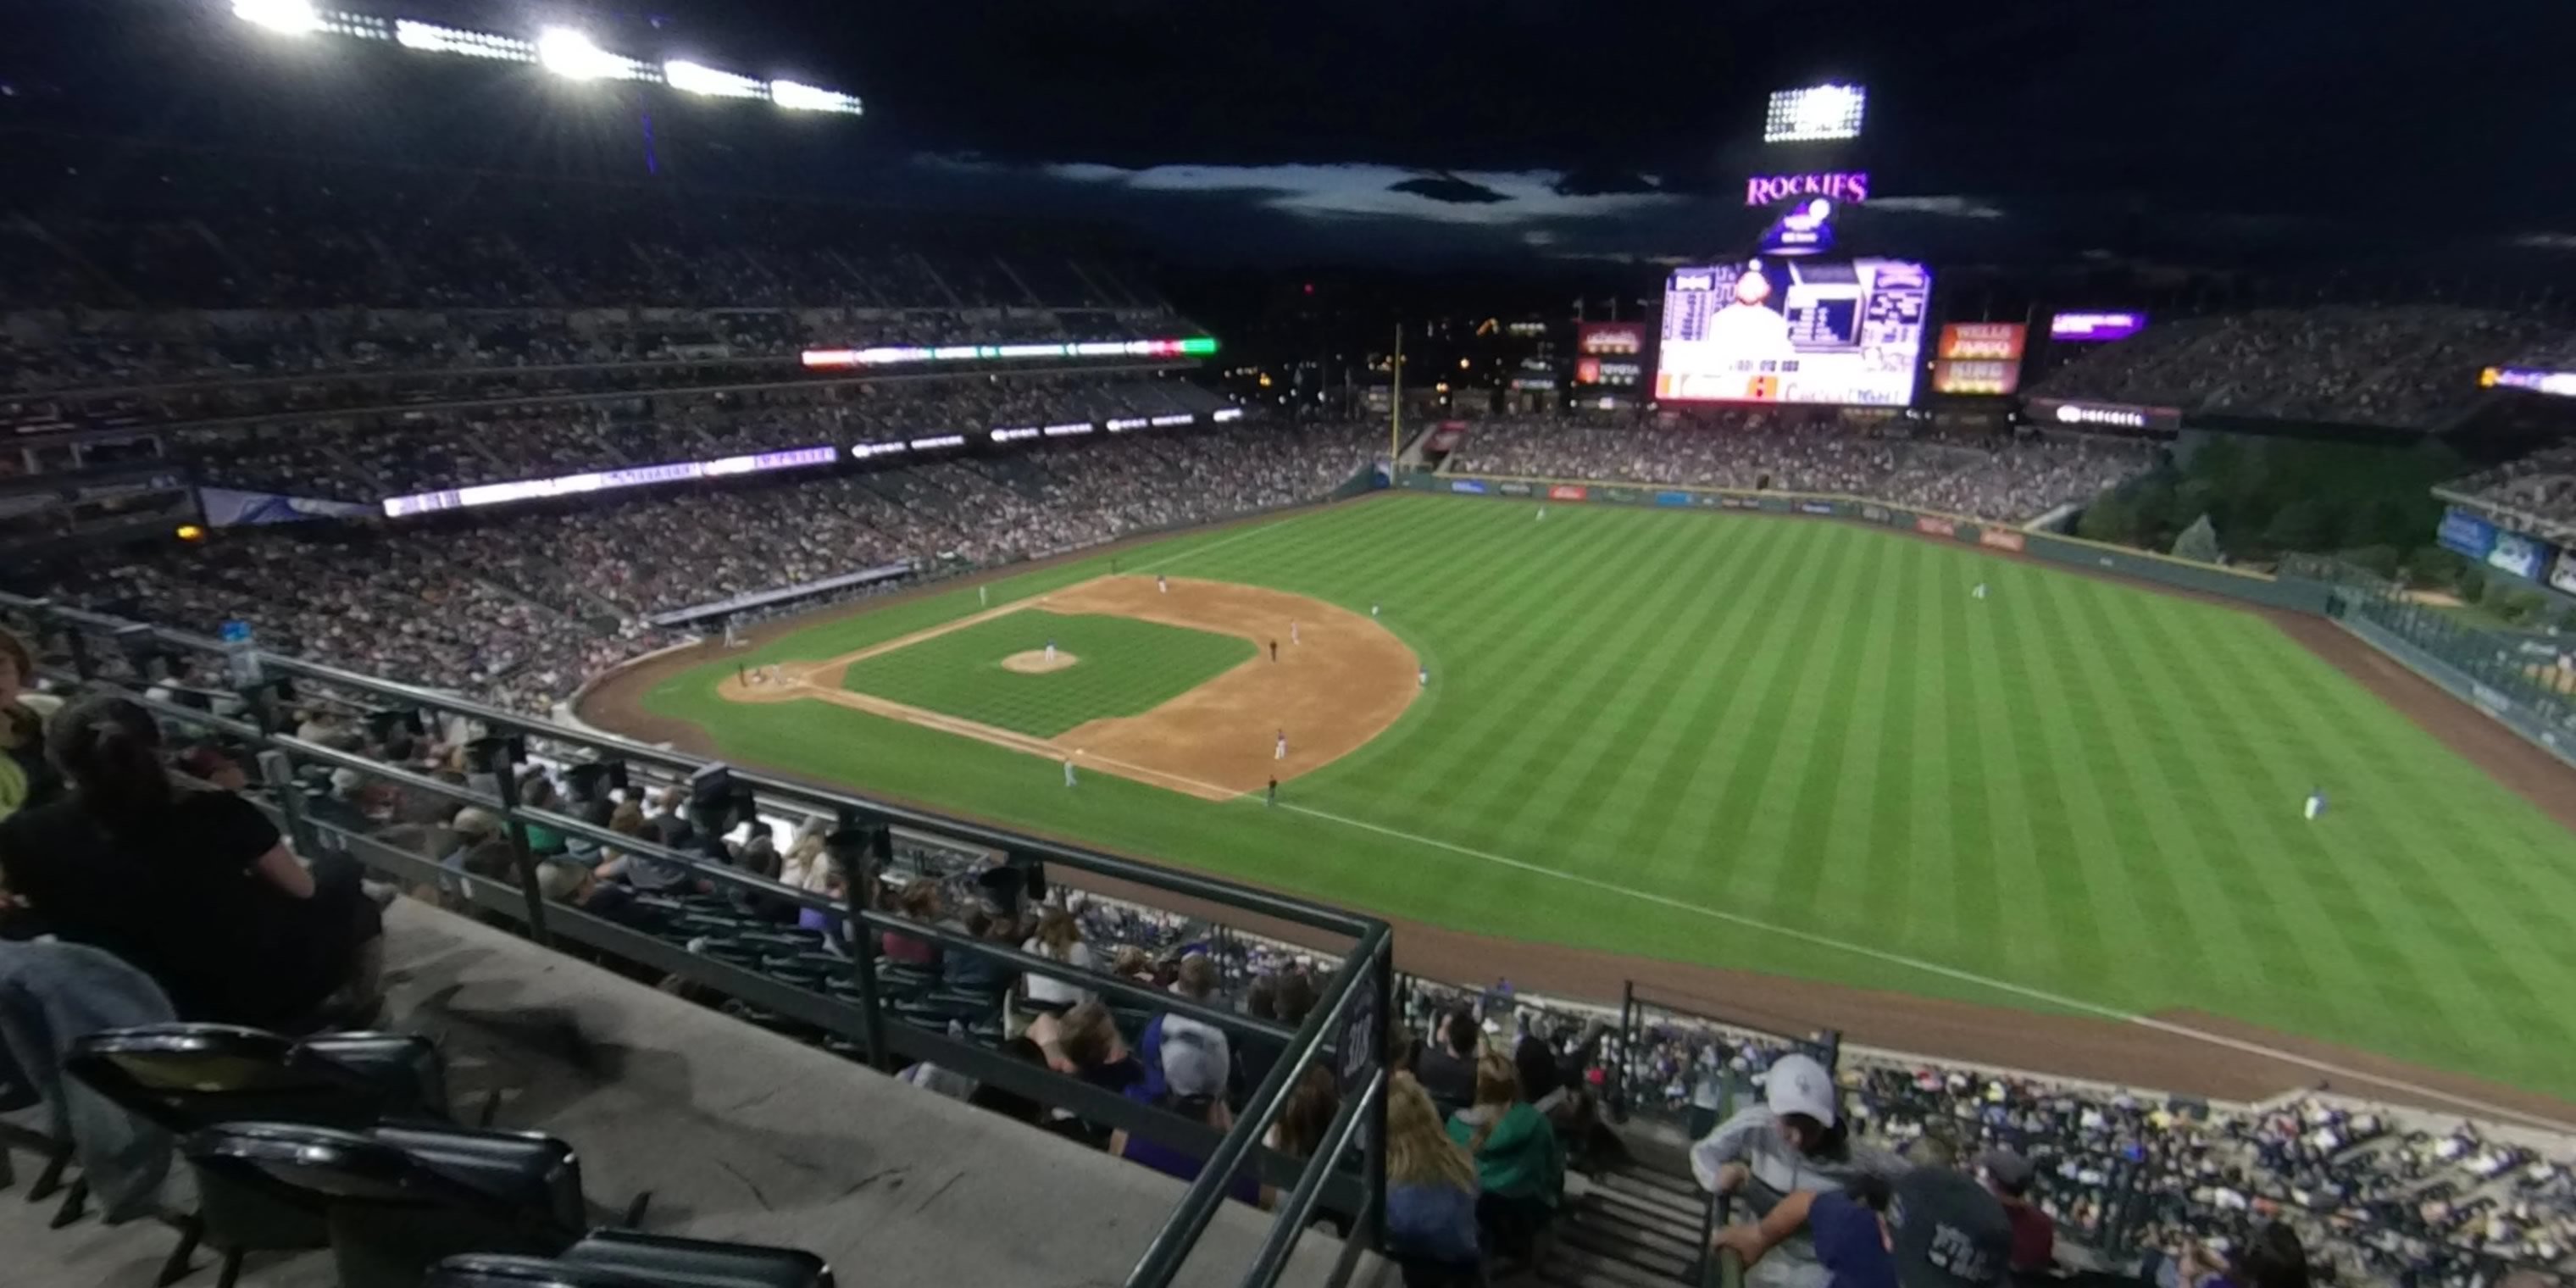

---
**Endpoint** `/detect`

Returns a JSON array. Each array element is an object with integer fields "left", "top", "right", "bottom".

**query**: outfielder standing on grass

[
  {"left": 1064, "top": 758, "right": 1078, "bottom": 788},
  {"left": 1266, "top": 778, "right": 1277, "bottom": 808}
]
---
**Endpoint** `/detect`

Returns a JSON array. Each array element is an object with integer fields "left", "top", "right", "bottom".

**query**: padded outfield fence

[
  {"left": 1403, "top": 470, "right": 2576, "bottom": 771},
  {"left": 0, "top": 590, "right": 1397, "bottom": 1288}
]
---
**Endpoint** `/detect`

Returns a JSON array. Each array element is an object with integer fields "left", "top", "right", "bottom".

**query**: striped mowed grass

[
  {"left": 646, "top": 493, "right": 2576, "bottom": 1099},
  {"left": 836, "top": 610, "right": 1254, "bottom": 737}
]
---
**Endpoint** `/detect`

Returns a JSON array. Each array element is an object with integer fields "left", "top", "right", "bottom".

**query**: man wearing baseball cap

[
  {"left": 1715, "top": 1165, "right": 2012, "bottom": 1288},
  {"left": 1110, "top": 1019, "right": 1265, "bottom": 1207},
  {"left": 1691, "top": 1052, "right": 1908, "bottom": 1288}
]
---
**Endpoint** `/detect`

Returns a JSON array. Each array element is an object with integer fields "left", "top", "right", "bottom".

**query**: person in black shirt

[{"left": 0, "top": 694, "right": 383, "bottom": 1030}]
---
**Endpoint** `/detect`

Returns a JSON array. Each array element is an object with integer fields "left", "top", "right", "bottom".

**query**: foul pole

[{"left": 1390, "top": 325, "right": 1403, "bottom": 468}]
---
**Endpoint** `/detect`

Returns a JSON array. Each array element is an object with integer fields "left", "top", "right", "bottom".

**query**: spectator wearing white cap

[
  {"left": 1109, "top": 1018, "right": 1267, "bottom": 1208},
  {"left": 1693, "top": 1052, "right": 1908, "bottom": 1288}
]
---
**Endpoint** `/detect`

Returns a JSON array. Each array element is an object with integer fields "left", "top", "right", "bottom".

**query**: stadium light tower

[
  {"left": 232, "top": 0, "right": 320, "bottom": 36},
  {"left": 769, "top": 79, "right": 864, "bottom": 115},
  {"left": 536, "top": 27, "right": 628, "bottom": 80},
  {"left": 665, "top": 59, "right": 764, "bottom": 99},
  {"left": 1764, "top": 83, "right": 1868, "bottom": 143}
]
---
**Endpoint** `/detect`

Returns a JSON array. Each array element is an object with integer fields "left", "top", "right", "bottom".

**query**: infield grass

[
  {"left": 644, "top": 494, "right": 2576, "bottom": 1099},
  {"left": 837, "top": 610, "right": 1253, "bottom": 737}
]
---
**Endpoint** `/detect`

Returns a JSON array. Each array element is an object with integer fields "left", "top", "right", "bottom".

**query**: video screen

[{"left": 1656, "top": 258, "right": 1930, "bottom": 406}]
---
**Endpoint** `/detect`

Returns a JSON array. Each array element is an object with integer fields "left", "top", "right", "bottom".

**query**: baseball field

[{"left": 600, "top": 493, "right": 2576, "bottom": 1109}]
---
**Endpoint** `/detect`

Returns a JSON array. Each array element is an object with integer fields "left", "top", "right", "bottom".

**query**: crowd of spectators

[
  {"left": 2440, "top": 441, "right": 2576, "bottom": 534},
  {"left": 1446, "top": 413, "right": 2158, "bottom": 524},
  {"left": 177, "top": 375, "right": 1229, "bottom": 501},
  {"left": 1381, "top": 969, "right": 2576, "bottom": 1288},
  {"left": 12, "top": 418, "right": 1382, "bottom": 713},
  {"left": 2029, "top": 308, "right": 2562, "bottom": 430}
]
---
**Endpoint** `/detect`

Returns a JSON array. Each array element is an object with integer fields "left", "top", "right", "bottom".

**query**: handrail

[{"left": 0, "top": 591, "right": 1391, "bottom": 1288}]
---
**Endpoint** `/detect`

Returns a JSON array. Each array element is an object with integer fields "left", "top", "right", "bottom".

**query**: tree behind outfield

[
  {"left": 2172, "top": 514, "right": 2222, "bottom": 564},
  {"left": 2078, "top": 432, "right": 2462, "bottom": 567}
]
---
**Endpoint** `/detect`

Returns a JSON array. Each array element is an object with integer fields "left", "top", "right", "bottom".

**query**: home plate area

[{"left": 715, "top": 575, "right": 1420, "bottom": 801}]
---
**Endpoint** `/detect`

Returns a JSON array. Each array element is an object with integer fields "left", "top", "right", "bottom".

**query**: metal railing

[{"left": 0, "top": 591, "right": 1395, "bottom": 1288}]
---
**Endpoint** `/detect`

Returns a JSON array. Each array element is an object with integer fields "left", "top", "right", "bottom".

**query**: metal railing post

[
  {"left": 828, "top": 820, "right": 892, "bottom": 1070},
  {"left": 483, "top": 750, "right": 553, "bottom": 947},
  {"left": 1613, "top": 979, "right": 1637, "bottom": 1118},
  {"left": 254, "top": 749, "right": 324, "bottom": 859},
  {"left": 1363, "top": 935, "right": 1394, "bottom": 1247}
]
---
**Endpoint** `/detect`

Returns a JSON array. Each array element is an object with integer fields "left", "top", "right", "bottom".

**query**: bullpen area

[{"left": 587, "top": 492, "right": 2576, "bottom": 1118}]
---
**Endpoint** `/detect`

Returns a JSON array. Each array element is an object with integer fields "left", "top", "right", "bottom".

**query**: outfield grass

[
  {"left": 837, "top": 610, "right": 1253, "bottom": 737},
  {"left": 643, "top": 495, "right": 2576, "bottom": 1098}
]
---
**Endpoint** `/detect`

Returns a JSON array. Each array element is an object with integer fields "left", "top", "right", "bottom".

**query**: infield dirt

[{"left": 713, "top": 575, "right": 1419, "bottom": 802}]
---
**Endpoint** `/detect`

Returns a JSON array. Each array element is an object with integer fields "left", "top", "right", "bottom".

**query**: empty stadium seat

[
  {"left": 183, "top": 1121, "right": 591, "bottom": 1288},
  {"left": 66, "top": 1024, "right": 459, "bottom": 1287},
  {"left": 428, "top": 1230, "right": 834, "bottom": 1288}
]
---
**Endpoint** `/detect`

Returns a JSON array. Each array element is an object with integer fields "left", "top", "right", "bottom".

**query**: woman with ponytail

[
  {"left": 1445, "top": 1049, "right": 1565, "bottom": 1263},
  {"left": 0, "top": 692, "right": 381, "bottom": 1028}
]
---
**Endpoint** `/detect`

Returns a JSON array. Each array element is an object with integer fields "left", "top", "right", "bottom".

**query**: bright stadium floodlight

[
  {"left": 769, "top": 79, "right": 864, "bottom": 115},
  {"left": 1764, "top": 83, "right": 1868, "bottom": 143},
  {"left": 537, "top": 27, "right": 632, "bottom": 80},
  {"left": 396, "top": 19, "right": 535, "bottom": 61},
  {"left": 665, "top": 59, "right": 764, "bottom": 98},
  {"left": 233, "top": 0, "right": 320, "bottom": 36}
]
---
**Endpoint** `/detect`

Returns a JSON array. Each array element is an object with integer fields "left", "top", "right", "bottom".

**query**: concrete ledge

[{"left": 7, "top": 898, "right": 1384, "bottom": 1288}]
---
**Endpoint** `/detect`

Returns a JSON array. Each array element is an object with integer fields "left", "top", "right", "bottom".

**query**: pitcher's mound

[{"left": 1002, "top": 650, "right": 1080, "bottom": 675}]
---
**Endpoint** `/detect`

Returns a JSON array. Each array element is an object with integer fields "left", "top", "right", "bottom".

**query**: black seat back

[
  {"left": 66, "top": 1024, "right": 447, "bottom": 1132},
  {"left": 430, "top": 1230, "right": 835, "bottom": 1288},
  {"left": 184, "top": 1121, "right": 585, "bottom": 1288},
  {"left": 563, "top": 1229, "right": 834, "bottom": 1287},
  {"left": 424, "top": 1257, "right": 650, "bottom": 1287}
]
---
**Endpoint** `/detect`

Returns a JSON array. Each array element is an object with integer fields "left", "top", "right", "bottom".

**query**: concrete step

[{"left": 1537, "top": 1240, "right": 1696, "bottom": 1288}]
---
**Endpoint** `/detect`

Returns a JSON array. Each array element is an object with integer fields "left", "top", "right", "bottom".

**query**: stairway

[{"left": 1541, "top": 1158, "right": 1711, "bottom": 1288}]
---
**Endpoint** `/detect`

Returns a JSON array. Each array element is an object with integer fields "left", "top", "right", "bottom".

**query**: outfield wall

[
  {"left": 2339, "top": 612, "right": 2576, "bottom": 773},
  {"left": 1399, "top": 470, "right": 2334, "bottom": 613}
]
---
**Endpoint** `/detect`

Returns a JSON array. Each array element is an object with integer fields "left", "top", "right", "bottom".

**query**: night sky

[
  {"left": 14, "top": 0, "right": 2576, "bottom": 269},
  {"left": 710, "top": 0, "right": 2572, "bottom": 220}
]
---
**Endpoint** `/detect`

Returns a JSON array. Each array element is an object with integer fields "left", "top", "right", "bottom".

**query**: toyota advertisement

[{"left": 1656, "top": 258, "right": 1930, "bottom": 406}]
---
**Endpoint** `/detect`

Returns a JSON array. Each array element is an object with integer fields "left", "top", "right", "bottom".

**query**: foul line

[
  {"left": 1263, "top": 799, "right": 2576, "bottom": 1132},
  {"left": 1123, "top": 519, "right": 1295, "bottom": 575},
  {"left": 1072, "top": 747, "right": 2573, "bottom": 1131}
]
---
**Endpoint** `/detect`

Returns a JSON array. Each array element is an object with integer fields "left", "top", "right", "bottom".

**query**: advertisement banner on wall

[
  {"left": 2023, "top": 399, "right": 2185, "bottom": 431},
  {"left": 1916, "top": 516, "right": 1957, "bottom": 536},
  {"left": 2552, "top": 549, "right": 2576, "bottom": 596},
  {"left": 1721, "top": 497, "right": 1760, "bottom": 509},
  {"left": 1498, "top": 481, "right": 1534, "bottom": 496},
  {"left": 1548, "top": 484, "right": 1589, "bottom": 502},
  {"left": 1602, "top": 486, "right": 1643, "bottom": 503},
  {"left": 1861, "top": 504, "right": 1890, "bottom": 523},
  {"left": 1931, "top": 359, "right": 2023, "bottom": 396},
  {"left": 2437, "top": 507, "right": 2500, "bottom": 561},
  {"left": 2488, "top": 530, "right": 2550, "bottom": 580},
  {"left": 1656, "top": 491, "right": 1695, "bottom": 507},
  {"left": 1937, "top": 323, "right": 2029, "bottom": 361},
  {"left": 1979, "top": 528, "right": 2028, "bottom": 552},
  {"left": 1450, "top": 479, "right": 1490, "bottom": 495},
  {"left": 1576, "top": 322, "right": 1646, "bottom": 356},
  {"left": 1797, "top": 502, "right": 1836, "bottom": 515}
]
